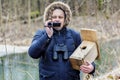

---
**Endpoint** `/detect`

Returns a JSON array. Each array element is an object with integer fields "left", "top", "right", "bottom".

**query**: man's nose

[{"left": 55, "top": 17, "right": 60, "bottom": 21}]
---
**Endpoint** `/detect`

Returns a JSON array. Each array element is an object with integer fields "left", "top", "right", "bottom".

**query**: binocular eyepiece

[
  {"left": 48, "top": 22, "right": 61, "bottom": 27},
  {"left": 53, "top": 44, "right": 68, "bottom": 60}
]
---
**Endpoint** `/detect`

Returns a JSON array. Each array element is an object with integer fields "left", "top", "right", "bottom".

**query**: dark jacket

[{"left": 28, "top": 27, "right": 95, "bottom": 80}]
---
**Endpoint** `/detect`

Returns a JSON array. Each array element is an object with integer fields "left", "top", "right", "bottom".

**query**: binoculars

[
  {"left": 48, "top": 22, "right": 61, "bottom": 27},
  {"left": 53, "top": 43, "right": 68, "bottom": 60}
]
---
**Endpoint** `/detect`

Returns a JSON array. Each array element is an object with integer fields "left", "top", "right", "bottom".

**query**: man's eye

[
  {"left": 59, "top": 16, "right": 64, "bottom": 19},
  {"left": 52, "top": 16, "right": 56, "bottom": 18}
]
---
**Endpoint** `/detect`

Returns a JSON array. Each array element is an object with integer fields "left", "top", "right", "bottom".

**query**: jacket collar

[{"left": 53, "top": 27, "right": 67, "bottom": 35}]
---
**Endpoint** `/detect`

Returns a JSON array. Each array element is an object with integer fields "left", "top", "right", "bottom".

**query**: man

[{"left": 28, "top": 1, "right": 95, "bottom": 80}]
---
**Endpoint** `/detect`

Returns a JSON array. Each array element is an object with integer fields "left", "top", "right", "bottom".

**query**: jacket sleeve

[
  {"left": 28, "top": 30, "right": 51, "bottom": 59},
  {"left": 89, "top": 62, "right": 95, "bottom": 75}
]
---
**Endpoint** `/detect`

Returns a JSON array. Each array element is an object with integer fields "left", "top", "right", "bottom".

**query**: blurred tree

[
  {"left": 40, "top": 0, "right": 44, "bottom": 15},
  {"left": 37, "top": 0, "right": 40, "bottom": 13},
  {"left": 28, "top": 0, "right": 31, "bottom": 27},
  {"left": 0, "top": 0, "right": 120, "bottom": 22},
  {"left": 74, "top": 0, "right": 79, "bottom": 16},
  {"left": 0, "top": 0, "right": 2, "bottom": 25}
]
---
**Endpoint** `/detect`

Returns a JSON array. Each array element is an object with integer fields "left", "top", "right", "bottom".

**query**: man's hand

[
  {"left": 80, "top": 61, "right": 94, "bottom": 73},
  {"left": 44, "top": 20, "right": 53, "bottom": 38},
  {"left": 45, "top": 27, "right": 53, "bottom": 38}
]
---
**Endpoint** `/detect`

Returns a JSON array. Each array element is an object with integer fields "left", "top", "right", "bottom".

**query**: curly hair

[{"left": 43, "top": 1, "right": 72, "bottom": 27}]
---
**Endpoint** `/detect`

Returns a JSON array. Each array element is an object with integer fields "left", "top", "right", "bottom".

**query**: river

[{"left": 0, "top": 53, "right": 39, "bottom": 80}]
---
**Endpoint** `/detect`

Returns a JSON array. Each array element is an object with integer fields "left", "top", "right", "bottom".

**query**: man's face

[{"left": 51, "top": 9, "right": 65, "bottom": 30}]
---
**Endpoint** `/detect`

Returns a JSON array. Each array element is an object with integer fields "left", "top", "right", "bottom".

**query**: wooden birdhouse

[{"left": 69, "top": 28, "right": 100, "bottom": 71}]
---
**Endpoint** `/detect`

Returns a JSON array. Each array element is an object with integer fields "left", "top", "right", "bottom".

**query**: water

[
  {"left": 0, "top": 53, "right": 39, "bottom": 80},
  {"left": 0, "top": 39, "right": 119, "bottom": 80}
]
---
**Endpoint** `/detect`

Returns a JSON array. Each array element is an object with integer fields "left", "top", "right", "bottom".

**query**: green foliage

[
  {"left": 98, "top": 0, "right": 103, "bottom": 10},
  {"left": 30, "top": 11, "right": 40, "bottom": 19}
]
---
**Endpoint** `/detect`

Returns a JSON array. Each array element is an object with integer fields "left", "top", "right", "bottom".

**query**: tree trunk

[
  {"left": 37, "top": 0, "right": 40, "bottom": 14},
  {"left": 0, "top": 0, "right": 2, "bottom": 25},
  {"left": 74, "top": 0, "right": 79, "bottom": 16},
  {"left": 105, "top": 0, "right": 111, "bottom": 19},
  {"left": 40, "top": 0, "right": 44, "bottom": 15},
  {"left": 28, "top": 0, "right": 31, "bottom": 27}
]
